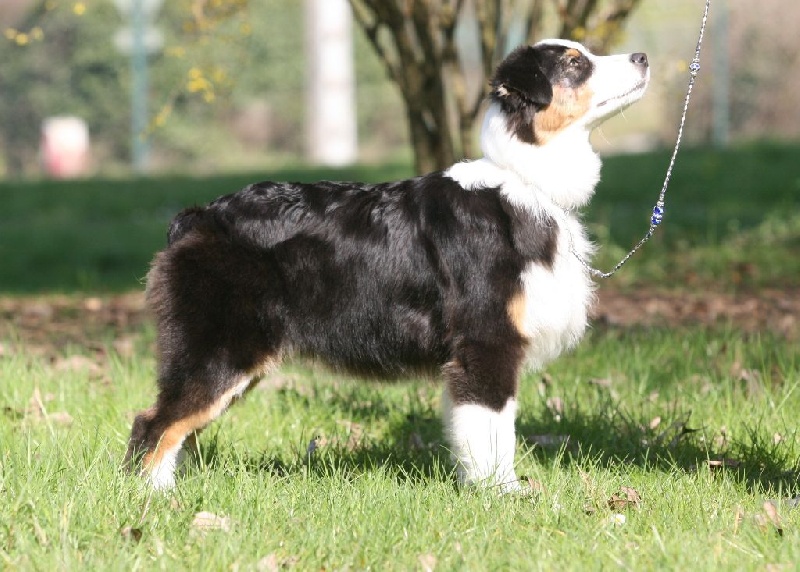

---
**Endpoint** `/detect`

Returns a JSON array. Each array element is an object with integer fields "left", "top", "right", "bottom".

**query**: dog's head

[
  {"left": 469, "top": 39, "right": 650, "bottom": 208},
  {"left": 488, "top": 39, "right": 649, "bottom": 145}
]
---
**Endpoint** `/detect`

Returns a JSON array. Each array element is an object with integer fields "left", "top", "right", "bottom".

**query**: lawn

[
  {"left": 1, "top": 325, "right": 798, "bottom": 569},
  {"left": 1, "top": 142, "right": 799, "bottom": 569}
]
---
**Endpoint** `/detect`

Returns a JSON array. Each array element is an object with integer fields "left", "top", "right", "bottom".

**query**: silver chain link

[{"left": 572, "top": 0, "right": 711, "bottom": 279}]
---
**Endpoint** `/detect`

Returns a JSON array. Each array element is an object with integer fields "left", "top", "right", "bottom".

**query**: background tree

[{"left": 348, "top": 0, "right": 643, "bottom": 174}]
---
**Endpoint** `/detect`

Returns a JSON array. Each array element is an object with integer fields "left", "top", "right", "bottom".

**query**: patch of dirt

[
  {"left": 0, "top": 293, "right": 149, "bottom": 358},
  {"left": 593, "top": 287, "right": 799, "bottom": 340},
  {"left": 1, "top": 287, "right": 798, "bottom": 358}
]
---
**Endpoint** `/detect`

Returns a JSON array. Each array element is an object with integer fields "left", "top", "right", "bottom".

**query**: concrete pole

[
  {"left": 711, "top": 1, "right": 730, "bottom": 147},
  {"left": 305, "top": 0, "right": 358, "bottom": 166},
  {"left": 131, "top": 0, "right": 149, "bottom": 172}
]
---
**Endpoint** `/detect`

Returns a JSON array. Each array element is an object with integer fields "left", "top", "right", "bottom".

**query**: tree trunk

[
  {"left": 405, "top": 71, "right": 456, "bottom": 173},
  {"left": 349, "top": 0, "right": 644, "bottom": 175},
  {"left": 407, "top": 107, "right": 456, "bottom": 174}
]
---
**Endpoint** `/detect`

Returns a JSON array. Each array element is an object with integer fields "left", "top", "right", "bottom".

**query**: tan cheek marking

[
  {"left": 533, "top": 84, "right": 594, "bottom": 144},
  {"left": 507, "top": 292, "right": 528, "bottom": 339}
]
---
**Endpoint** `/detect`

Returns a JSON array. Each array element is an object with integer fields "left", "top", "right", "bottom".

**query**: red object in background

[{"left": 40, "top": 116, "right": 90, "bottom": 178}]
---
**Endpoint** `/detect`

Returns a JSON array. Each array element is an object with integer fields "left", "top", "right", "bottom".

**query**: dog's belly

[
  {"left": 288, "top": 297, "right": 449, "bottom": 376},
  {"left": 516, "top": 215, "right": 594, "bottom": 371}
]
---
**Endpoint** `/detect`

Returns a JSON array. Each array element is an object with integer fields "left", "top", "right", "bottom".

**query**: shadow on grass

[
  {"left": 517, "top": 404, "right": 800, "bottom": 496},
  {"left": 190, "top": 388, "right": 799, "bottom": 496},
  {"left": 194, "top": 411, "right": 454, "bottom": 488}
]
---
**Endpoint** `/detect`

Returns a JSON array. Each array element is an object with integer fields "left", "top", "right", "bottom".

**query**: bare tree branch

[{"left": 350, "top": 0, "right": 643, "bottom": 173}]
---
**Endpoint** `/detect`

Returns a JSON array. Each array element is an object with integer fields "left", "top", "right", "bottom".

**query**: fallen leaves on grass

[
  {"left": 112, "top": 335, "right": 138, "bottom": 358},
  {"left": 306, "top": 436, "right": 329, "bottom": 457},
  {"left": 525, "top": 477, "right": 545, "bottom": 495},
  {"left": 654, "top": 414, "right": 698, "bottom": 448},
  {"left": 191, "top": 511, "right": 231, "bottom": 533},
  {"left": 46, "top": 411, "right": 74, "bottom": 425},
  {"left": 733, "top": 366, "right": 765, "bottom": 398},
  {"left": 589, "top": 377, "right": 613, "bottom": 389},
  {"left": 418, "top": 553, "right": 437, "bottom": 572},
  {"left": 706, "top": 458, "right": 741, "bottom": 470},
  {"left": 52, "top": 354, "right": 103, "bottom": 375},
  {"left": 32, "top": 516, "right": 48, "bottom": 546},
  {"left": 336, "top": 419, "right": 365, "bottom": 451},
  {"left": 257, "top": 553, "right": 299, "bottom": 571},
  {"left": 545, "top": 396, "right": 564, "bottom": 420},
  {"left": 3, "top": 289, "right": 798, "bottom": 361},
  {"left": 712, "top": 426, "right": 729, "bottom": 450},
  {"left": 257, "top": 554, "right": 280, "bottom": 572},
  {"left": 734, "top": 501, "right": 788, "bottom": 537},
  {"left": 733, "top": 506, "right": 745, "bottom": 534},
  {"left": 687, "top": 457, "right": 744, "bottom": 472},
  {"left": 2, "top": 405, "right": 25, "bottom": 420},
  {"left": 607, "top": 487, "right": 641, "bottom": 511},
  {"left": 763, "top": 501, "right": 783, "bottom": 534},
  {"left": 0, "top": 293, "right": 149, "bottom": 360},
  {"left": 25, "top": 387, "right": 73, "bottom": 426},
  {"left": 119, "top": 526, "right": 143, "bottom": 543}
]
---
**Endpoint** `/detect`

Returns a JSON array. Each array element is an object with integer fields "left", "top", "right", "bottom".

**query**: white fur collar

[{"left": 466, "top": 103, "right": 602, "bottom": 211}]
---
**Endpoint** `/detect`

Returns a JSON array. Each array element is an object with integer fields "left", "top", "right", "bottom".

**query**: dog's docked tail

[{"left": 167, "top": 206, "right": 207, "bottom": 246}]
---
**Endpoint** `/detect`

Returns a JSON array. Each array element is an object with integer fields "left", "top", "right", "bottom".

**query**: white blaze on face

[{"left": 585, "top": 53, "right": 650, "bottom": 124}]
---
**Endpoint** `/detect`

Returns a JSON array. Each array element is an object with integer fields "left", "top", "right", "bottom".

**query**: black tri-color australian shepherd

[{"left": 125, "top": 39, "right": 650, "bottom": 491}]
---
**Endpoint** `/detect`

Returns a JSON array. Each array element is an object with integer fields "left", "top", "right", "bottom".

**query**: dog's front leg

[{"left": 441, "top": 345, "right": 522, "bottom": 492}]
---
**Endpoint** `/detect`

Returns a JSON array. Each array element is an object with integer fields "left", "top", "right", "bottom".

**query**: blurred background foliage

[
  {"left": 0, "top": 0, "right": 798, "bottom": 178},
  {"left": 0, "top": 0, "right": 407, "bottom": 176}
]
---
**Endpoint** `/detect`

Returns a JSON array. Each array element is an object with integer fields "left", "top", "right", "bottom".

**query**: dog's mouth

[{"left": 596, "top": 79, "right": 648, "bottom": 108}]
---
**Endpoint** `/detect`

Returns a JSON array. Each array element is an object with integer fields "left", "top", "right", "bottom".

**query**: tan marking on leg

[
  {"left": 142, "top": 376, "right": 254, "bottom": 475},
  {"left": 141, "top": 355, "right": 282, "bottom": 480},
  {"left": 507, "top": 292, "right": 529, "bottom": 339}
]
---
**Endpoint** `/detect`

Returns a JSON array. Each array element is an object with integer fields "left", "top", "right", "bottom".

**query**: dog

[{"left": 125, "top": 39, "right": 649, "bottom": 491}]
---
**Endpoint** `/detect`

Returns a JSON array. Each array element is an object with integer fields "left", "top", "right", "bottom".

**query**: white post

[
  {"left": 112, "top": 0, "right": 165, "bottom": 173},
  {"left": 711, "top": 1, "right": 730, "bottom": 147},
  {"left": 305, "top": 0, "right": 358, "bottom": 166}
]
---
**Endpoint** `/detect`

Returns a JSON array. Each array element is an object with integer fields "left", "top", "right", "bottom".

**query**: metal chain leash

[{"left": 571, "top": 0, "right": 712, "bottom": 279}]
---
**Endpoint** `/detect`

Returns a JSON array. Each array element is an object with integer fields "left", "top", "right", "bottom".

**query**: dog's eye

[{"left": 568, "top": 56, "right": 581, "bottom": 67}]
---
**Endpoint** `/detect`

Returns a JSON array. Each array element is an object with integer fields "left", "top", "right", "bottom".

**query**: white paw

[{"left": 146, "top": 446, "right": 186, "bottom": 490}]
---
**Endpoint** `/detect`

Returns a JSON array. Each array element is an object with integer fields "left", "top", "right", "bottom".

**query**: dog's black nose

[{"left": 630, "top": 52, "right": 648, "bottom": 66}]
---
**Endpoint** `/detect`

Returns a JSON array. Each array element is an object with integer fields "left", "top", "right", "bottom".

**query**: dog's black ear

[{"left": 490, "top": 46, "right": 553, "bottom": 110}]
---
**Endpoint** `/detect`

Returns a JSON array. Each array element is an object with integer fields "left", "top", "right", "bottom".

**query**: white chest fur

[
  {"left": 444, "top": 155, "right": 597, "bottom": 372},
  {"left": 517, "top": 211, "right": 595, "bottom": 371}
]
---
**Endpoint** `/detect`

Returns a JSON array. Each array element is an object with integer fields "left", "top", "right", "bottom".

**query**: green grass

[
  {"left": 1, "top": 325, "right": 799, "bottom": 570},
  {"left": 1, "top": 144, "right": 798, "bottom": 568},
  {"left": 0, "top": 141, "right": 798, "bottom": 292}
]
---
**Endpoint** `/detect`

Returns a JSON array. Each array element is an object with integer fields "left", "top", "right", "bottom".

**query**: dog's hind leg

[
  {"left": 125, "top": 358, "right": 276, "bottom": 489},
  {"left": 124, "top": 242, "right": 284, "bottom": 489}
]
